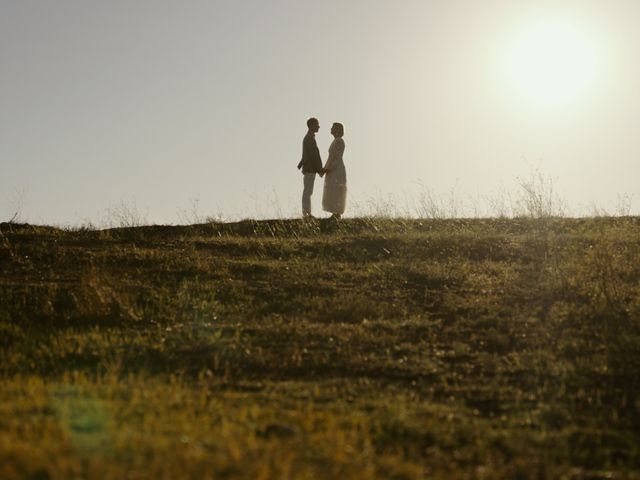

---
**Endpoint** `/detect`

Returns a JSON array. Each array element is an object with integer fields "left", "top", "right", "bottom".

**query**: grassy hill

[{"left": 1, "top": 217, "right": 640, "bottom": 479}]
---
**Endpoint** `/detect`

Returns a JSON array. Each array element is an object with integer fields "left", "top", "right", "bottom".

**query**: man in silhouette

[{"left": 297, "top": 117, "right": 324, "bottom": 218}]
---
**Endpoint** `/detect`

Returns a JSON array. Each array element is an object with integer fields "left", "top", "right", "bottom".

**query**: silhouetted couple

[{"left": 297, "top": 117, "right": 347, "bottom": 219}]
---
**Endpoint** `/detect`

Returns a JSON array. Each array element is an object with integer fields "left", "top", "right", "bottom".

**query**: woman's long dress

[{"left": 322, "top": 137, "right": 347, "bottom": 215}]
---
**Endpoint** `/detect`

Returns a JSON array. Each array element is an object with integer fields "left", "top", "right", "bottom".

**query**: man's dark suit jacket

[{"left": 297, "top": 131, "right": 323, "bottom": 174}]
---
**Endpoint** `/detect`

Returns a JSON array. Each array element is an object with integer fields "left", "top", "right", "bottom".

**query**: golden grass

[{"left": 1, "top": 217, "right": 639, "bottom": 478}]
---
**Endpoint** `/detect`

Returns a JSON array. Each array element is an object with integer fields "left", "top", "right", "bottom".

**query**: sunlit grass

[{"left": 1, "top": 215, "right": 639, "bottom": 478}]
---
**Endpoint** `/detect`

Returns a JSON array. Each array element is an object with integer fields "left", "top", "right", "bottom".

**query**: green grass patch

[{"left": 1, "top": 217, "right": 640, "bottom": 478}]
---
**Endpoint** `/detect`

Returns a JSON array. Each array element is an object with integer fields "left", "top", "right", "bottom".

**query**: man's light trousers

[{"left": 302, "top": 173, "right": 316, "bottom": 216}]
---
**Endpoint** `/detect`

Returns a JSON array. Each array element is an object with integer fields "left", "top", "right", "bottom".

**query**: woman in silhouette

[{"left": 322, "top": 122, "right": 347, "bottom": 219}]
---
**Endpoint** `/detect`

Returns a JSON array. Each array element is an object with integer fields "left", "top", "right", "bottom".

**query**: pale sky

[{"left": 2, "top": 1, "right": 639, "bottom": 225}]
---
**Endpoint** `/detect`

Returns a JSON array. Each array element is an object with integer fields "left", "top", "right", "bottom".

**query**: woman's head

[{"left": 331, "top": 122, "right": 344, "bottom": 137}]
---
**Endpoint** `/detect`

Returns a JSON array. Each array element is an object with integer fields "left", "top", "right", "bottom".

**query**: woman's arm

[
  {"left": 324, "top": 139, "right": 344, "bottom": 173},
  {"left": 323, "top": 146, "right": 335, "bottom": 172}
]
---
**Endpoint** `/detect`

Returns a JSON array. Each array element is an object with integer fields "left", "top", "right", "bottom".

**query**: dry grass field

[{"left": 1, "top": 217, "right": 640, "bottom": 479}]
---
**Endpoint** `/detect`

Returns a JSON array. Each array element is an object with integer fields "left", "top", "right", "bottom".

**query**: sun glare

[{"left": 507, "top": 19, "right": 599, "bottom": 107}]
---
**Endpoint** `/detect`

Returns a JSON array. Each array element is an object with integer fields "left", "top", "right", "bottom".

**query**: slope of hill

[{"left": 1, "top": 217, "right": 639, "bottom": 479}]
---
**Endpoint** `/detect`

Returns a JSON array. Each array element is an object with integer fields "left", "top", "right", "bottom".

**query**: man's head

[{"left": 307, "top": 117, "right": 320, "bottom": 133}]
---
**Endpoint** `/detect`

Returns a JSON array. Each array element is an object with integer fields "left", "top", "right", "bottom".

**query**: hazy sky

[{"left": 2, "top": 1, "right": 639, "bottom": 225}]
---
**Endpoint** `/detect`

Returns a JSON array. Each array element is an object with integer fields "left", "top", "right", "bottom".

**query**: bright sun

[{"left": 507, "top": 19, "right": 599, "bottom": 107}]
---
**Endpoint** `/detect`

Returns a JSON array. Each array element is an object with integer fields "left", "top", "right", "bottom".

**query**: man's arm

[
  {"left": 311, "top": 138, "right": 323, "bottom": 173},
  {"left": 300, "top": 135, "right": 312, "bottom": 171}
]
